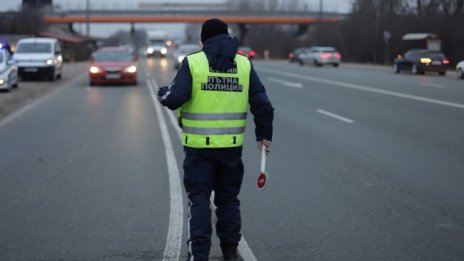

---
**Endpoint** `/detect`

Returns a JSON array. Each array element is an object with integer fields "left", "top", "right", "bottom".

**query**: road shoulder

[{"left": 0, "top": 62, "right": 87, "bottom": 122}]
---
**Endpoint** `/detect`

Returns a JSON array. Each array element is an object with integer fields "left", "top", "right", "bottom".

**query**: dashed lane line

[
  {"left": 317, "top": 109, "right": 355, "bottom": 124},
  {"left": 256, "top": 67, "right": 464, "bottom": 110}
]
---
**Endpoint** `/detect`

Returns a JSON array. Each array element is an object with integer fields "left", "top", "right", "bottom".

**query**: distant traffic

[{"left": 2, "top": 30, "right": 464, "bottom": 95}]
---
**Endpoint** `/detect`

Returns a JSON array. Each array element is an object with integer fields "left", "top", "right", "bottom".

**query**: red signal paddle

[{"left": 257, "top": 144, "right": 268, "bottom": 190}]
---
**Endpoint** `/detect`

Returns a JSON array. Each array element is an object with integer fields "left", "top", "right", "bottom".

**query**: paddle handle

[{"left": 260, "top": 144, "right": 266, "bottom": 172}]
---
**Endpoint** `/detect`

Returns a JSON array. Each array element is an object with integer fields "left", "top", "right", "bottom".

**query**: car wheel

[
  {"left": 57, "top": 72, "right": 62, "bottom": 79},
  {"left": 13, "top": 78, "right": 18, "bottom": 88},
  {"left": 313, "top": 60, "right": 321, "bottom": 67},
  {"left": 298, "top": 60, "right": 304, "bottom": 66},
  {"left": 333, "top": 63, "right": 339, "bottom": 68},
  {"left": 393, "top": 64, "right": 400, "bottom": 73},
  {"left": 5, "top": 78, "right": 12, "bottom": 92},
  {"left": 458, "top": 68, "right": 464, "bottom": 79},
  {"left": 439, "top": 71, "right": 446, "bottom": 76}
]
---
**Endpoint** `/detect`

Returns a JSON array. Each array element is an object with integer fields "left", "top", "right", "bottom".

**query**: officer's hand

[
  {"left": 157, "top": 86, "right": 169, "bottom": 103},
  {"left": 257, "top": 139, "right": 271, "bottom": 155}
]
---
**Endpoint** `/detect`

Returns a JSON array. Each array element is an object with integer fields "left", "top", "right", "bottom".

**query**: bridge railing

[{"left": 44, "top": 10, "right": 345, "bottom": 19}]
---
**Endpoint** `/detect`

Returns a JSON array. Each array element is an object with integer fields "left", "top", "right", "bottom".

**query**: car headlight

[
  {"left": 89, "top": 66, "right": 101, "bottom": 74},
  {"left": 147, "top": 48, "right": 154, "bottom": 54},
  {"left": 0, "top": 79, "right": 4, "bottom": 85},
  {"left": 46, "top": 59, "right": 54, "bottom": 65},
  {"left": 420, "top": 58, "right": 432, "bottom": 64},
  {"left": 161, "top": 47, "right": 167, "bottom": 55},
  {"left": 177, "top": 56, "right": 185, "bottom": 63},
  {"left": 123, "top": 65, "right": 137, "bottom": 73}
]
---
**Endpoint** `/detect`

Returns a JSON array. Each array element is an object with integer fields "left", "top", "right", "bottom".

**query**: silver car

[
  {"left": 457, "top": 60, "right": 464, "bottom": 79},
  {"left": 301, "top": 46, "right": 342, "bottom": 67},
  {"left": 0, "top": 49, "right": 19, "bottom": 92},
  {"left": 173, "top": 44, "right": 201, "bottom": 69}
]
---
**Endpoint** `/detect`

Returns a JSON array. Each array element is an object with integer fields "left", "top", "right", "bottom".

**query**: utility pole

[
  {"left": 384, "top": 31, "right": 391, "bottom": 64},
  {"left": 319, "top": 0, "right": 324, "bottom": 44},
  {"left": 86, "top": 0, "right": 90, "bottom": 37}
]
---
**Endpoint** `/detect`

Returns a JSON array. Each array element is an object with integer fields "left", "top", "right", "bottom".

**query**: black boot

[{"left": 221, "top": 242, "right": 240, "bottom": 261}]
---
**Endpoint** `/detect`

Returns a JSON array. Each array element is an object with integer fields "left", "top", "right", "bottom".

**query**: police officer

[{"left": 158, "top": 18, "right": 273, "bottom": 261}]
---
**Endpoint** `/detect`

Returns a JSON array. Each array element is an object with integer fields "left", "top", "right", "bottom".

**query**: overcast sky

[{"left": 1, "top": 0, "right": 352, "bottom": 37}]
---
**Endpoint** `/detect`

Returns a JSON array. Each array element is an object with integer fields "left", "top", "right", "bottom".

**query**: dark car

[
  {"left": 393, "top": 49, "right": 449, "bottom": 76},
  {"left": 288, "top": 48, "right": 308, "bottom": 66},
  {"left": 237, "top": 46, "right": 256, "bottom": 60}
]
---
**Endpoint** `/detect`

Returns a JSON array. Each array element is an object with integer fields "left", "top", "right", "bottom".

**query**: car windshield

[
  {"left": 16, "top": 42, "right": 52, "bottom": 53},
  {"left": 239, "top": 47, "right": 252, "bottom": 52},
  {"left": 149, "top": 40, "right": 165, "bottom": 46},
  {"left": 317, "top": 48, "right": 337, "bottom": 53},
  {"left": 423, "top": 51, "right": 445, "bottom": 59},
  {"left": 93, "top": 51, "right": 133, "bottom": 62}
]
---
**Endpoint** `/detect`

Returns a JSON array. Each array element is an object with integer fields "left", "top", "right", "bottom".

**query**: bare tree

[{"left": 411, "top": 0, "right": 464, "bottom": 15}]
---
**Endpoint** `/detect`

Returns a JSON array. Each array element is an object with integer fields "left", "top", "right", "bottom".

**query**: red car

[
  {"left": 237, "top": 46, "right": 256, "bottom": 60},
  {"left": 88, "top": 47, "right": 138, "bottom": 85}
]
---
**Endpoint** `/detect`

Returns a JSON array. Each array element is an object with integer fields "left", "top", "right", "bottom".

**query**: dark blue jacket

[{"left": 158, "top": 34, "right": 274, "bottom": 156}]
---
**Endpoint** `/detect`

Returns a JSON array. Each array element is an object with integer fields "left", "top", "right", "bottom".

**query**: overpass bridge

[
  {"left": 42, "top": 4, "right": 346, "bottom": 42},
  {"left": 43, "top": 10, "right": 344, "bottom": 24}
]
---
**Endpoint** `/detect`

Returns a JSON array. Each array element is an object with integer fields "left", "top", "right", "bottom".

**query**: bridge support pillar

[
  {"left": 68, "top": 23, "right": 76, "bottom": 34},
  {"left": 297, "top": 24, "right": 309, "bottom": 36},
  {"left": 238, "top": 23, "right": 248, "bottom": 45}
]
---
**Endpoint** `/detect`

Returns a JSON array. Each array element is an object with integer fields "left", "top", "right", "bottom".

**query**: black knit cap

[{"left": 201, "top": 18, "right": 228, "bottom": 43}]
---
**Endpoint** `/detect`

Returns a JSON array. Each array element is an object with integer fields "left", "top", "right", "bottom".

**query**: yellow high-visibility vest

[{"left": 179, "top": 51, "right": 251, "bottom": 148}]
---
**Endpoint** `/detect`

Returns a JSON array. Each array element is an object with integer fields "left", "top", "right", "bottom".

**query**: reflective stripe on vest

[
  {"left": 181, "top": 51, "right": 251, "bottom": 148},
  {"left": 183, "top": 126, "right": 246, "bottom": 135},
  {"left": 182, "top": 112, "right": 247, "bottom": 121}
]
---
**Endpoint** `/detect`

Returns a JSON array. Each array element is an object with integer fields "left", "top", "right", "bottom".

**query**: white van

[
  {"left": 145, "top": 31, "right": 168, "bottom": 57},
  {"left": 13, "top": 38, "right": 63, "bottom": 81}
]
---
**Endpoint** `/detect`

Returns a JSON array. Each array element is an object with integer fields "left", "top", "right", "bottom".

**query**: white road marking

[
  {"left": 237, "top": 239, "right": 258, "bottom": 261},
  {"left": 267, "top": 77, "right": 303, "bottom": 88},
  {"left": 419, "top": 82, "right": 446, "bottom": 88},
  {"left": 0, "top": 74, "right": 86, "bottom": 129},
  {"left": 317, "top": 109, "right": 354, "bottom": 124},
  {"left": 146, "top": 76, "right": 184, "bottom": 261},
  {"left": 257, "top": 67, "right": 464, "bottom": 110}
]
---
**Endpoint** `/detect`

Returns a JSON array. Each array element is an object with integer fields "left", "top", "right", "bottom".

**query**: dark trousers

[{"left": 183, "top": 153, "right": 244, "bottom": 261}]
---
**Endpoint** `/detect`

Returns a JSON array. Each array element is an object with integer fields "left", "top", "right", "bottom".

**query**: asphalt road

[{"left": 0, "top": 58, "right": 463, "bottom": 261}]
